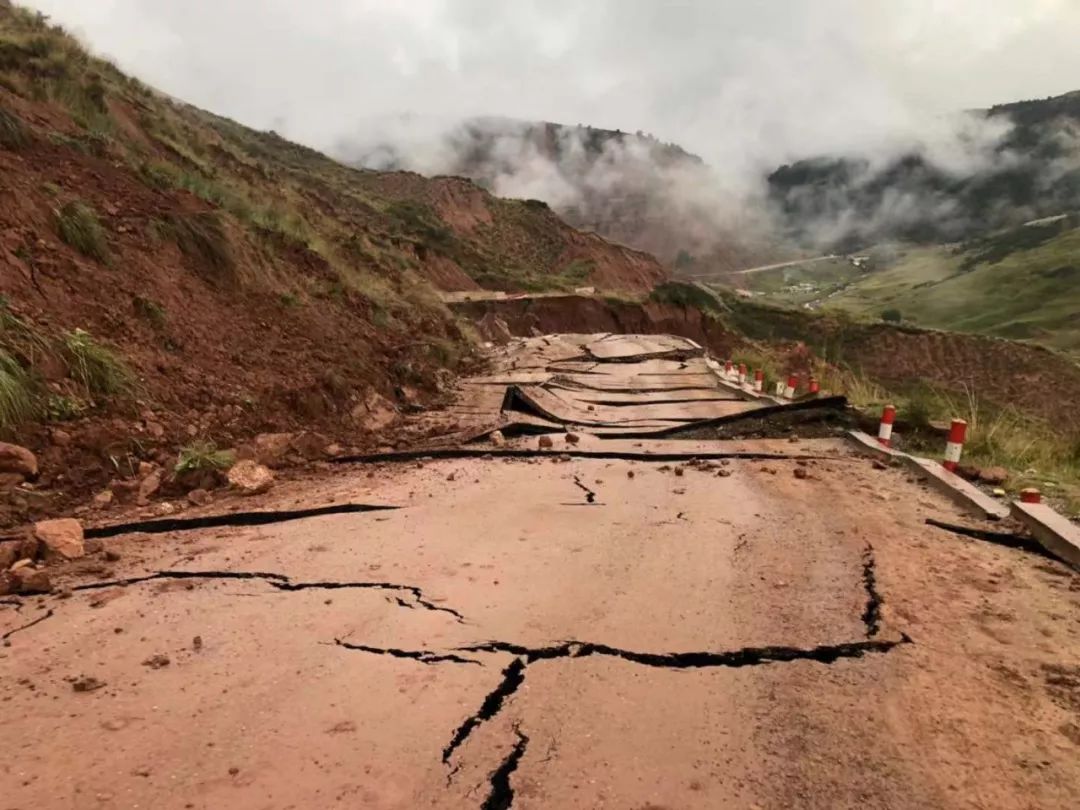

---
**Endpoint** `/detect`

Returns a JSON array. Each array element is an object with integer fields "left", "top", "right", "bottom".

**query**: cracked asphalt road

[{"left": 2, "top": 336, "right": 1079, "bottom": 809}]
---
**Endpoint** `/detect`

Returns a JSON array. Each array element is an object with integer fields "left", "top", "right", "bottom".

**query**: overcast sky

[{"left": 23, "top": 0, "right": 1080, "bottom": 169}]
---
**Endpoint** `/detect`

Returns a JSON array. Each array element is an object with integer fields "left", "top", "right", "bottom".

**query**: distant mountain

[
  {"left": 338, "top": 117, "right": 784, "bottom": 275},
  {"left": 767, "top": 90, "right": 1080, "bottom": 251}
]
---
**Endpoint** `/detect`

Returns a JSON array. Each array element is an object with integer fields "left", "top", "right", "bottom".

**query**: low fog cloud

[{"left": 23, "top": 0, "right": 1080, "bottom": 254}]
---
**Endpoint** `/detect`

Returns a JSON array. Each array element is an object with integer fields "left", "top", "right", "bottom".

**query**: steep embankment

[{"left": 0, "top": 2, "right": 662, "bottom": 525}]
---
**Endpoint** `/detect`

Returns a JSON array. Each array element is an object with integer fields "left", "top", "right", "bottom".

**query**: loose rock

[
  {"left": 227, "top": 461, "right": 275, "bottom": 495},
  {"left": 564, "top": 432, "right": 581, "bottom": 445},
  {"left": 0, "top": 441, "right": 37, "bottom": 479},
  {"left": 794, "top": 468, "right": 809, "bottom": 480},
  {"left": 7, "top": 565, "right": 49, "bottom": 594},
  {"left": 978, "top": 466, "right": 1009, "bottom": 486},
  {"left": 71, "top": 675, "right": 106, "bottom": 693},
  {"left": 187, "top": 488, "right": 212, "bottom": 507},
  {"left": 137, "top": 470, "right": 162, "bottom": 504},
  {"left": 142, "top": 653, "right": 170, "bottom": 669},
  {"left": 34, "top": 518, "right": 85, "bottom": 560},
  {"left": 537, "top": 435, "right": 554, "bottom": 449},
  {"left": 489, "top": 430, "right": 506, "bottom": 447}
]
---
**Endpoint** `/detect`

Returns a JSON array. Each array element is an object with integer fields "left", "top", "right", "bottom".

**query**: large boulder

[
  {"left": 353, "top": 391, "right": 398, "bottom": 431},
  {"left": 33, "top": 518, "right": 85, "bottom": 560},
  {"left": 0, "top": 442, "right": 37, "bottom": 480},
  {"left": 289, "top": 431, "right": 332, "bottom": 461},
  {"left": 227, "top": 460, "right": 274, "bottom": 495},
  {"left": 251, "top": 433, "right": 293, "bottom": 468},
  {"left": 7, "top": 564, "right": 53, "bottom": 594}
]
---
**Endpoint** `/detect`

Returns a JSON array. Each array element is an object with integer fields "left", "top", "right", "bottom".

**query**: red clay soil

[
  {"left": 351, "top": 172, "right": 668, "bottom": 293},
  {"left": 0, "top": 109, "right": 467, "bottom": 527}
]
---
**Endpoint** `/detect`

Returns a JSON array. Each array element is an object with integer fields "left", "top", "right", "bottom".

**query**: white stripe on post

[
  {"left": 942, "top": 419, "right": 967, "bottom": 472},
  {"left": 783, "top": 374, "right": 797, "bottom": 400},
  {"left": 877, "top": 404, "right": 896, "bottom": 447}
]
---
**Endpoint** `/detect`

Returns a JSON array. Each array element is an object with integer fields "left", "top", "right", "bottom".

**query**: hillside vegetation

[{"left": 0, "top": 1, "right": 661, "bottom": 524}]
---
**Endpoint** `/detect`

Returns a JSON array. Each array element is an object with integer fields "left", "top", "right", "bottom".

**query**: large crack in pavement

[
  {"left": 481, "top": 724, "right": 530, "bottom": 810},
  {"left": 335, "top": 639, "right": 480, "bottom": 665},
  {"left": 333, "top": 448, "right": 850, "bottom": 464},
  {"left": 861, "top": 544, "right": 883, "bottom": 638},
  {"left": 443, "top": 658, "right": 529, "bottom": 764},
  {"left": 69, "top": 570, "right": 465, "bottom": 621},
  {"left": 339, "top": 632, "right": 913, "bottom": 783},
  {"left": 924, "top": 518, "right": 1055, "bottom": 560},
  {"left": 84, "top": 503, "right": 400, "bottom": 539}
]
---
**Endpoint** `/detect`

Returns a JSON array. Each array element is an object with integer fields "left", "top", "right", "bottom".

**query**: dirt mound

[
  {"left": 353, "top": 172, "right": 667, "bottom": 293},
  {"left": 0, "top": 4, "right": 674, "bottom": 526}
]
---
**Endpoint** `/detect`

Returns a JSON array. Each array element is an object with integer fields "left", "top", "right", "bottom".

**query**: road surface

[{"left": 2, "top": 334, "right": 1078, "bottom": 809}]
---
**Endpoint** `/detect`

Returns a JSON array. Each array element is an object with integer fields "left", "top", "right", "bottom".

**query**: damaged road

[{"left": 2, "top": 333, "right": 1079, "bottom": 810}]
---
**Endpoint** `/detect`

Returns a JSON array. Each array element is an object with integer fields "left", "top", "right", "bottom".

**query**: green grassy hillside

[{"left": 742, "top": 216, "right": 1080, "bottom": 354}]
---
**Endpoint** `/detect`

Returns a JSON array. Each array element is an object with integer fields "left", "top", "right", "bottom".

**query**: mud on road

[{"left": 2, "top": 335, "right": 1079, "bottom": 809}]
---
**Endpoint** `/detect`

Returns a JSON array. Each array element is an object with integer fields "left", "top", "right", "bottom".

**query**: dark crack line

[
  {"left": 861, "top": 544, "right": 882, "bottom": 638},
  {"left": 84, "top": 503, "right": 400, "bottom": 539},
  {"left": 334, "top": 639, "right": 481, "bottom": 665},
  {"left": 924, "top": 518, "right": 1055, "bottom": 560},
  {"left": 443, "top": 657, "right": 527, "bottom": 765},
  {"left": 2, "top": 608, "right": 53, "bottom": 641},
  {"left": 572, "top": 475, "right": 597, "bottom": 504},
  {"left": 69, "top": 570, "right": 465, "bottom": 621},
  {"left": 330, "top": 447, "right": 851, "bottom": 465},
  {"left": 457, "top": 636, "right": 911, "bottom": 669},
  {"left": 480, "top": 724, "right": 529, "bottom": 810},
  {"left": 1, "top": 597, "right": 24, "bottom": 610},
  {"left": 433, "top": 633, "right": 909, "bottom": 772}
]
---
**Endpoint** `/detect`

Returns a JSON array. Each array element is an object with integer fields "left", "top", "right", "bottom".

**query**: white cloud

[{"left": 22, "top": 0, "right": 1080, "bottom": 167}]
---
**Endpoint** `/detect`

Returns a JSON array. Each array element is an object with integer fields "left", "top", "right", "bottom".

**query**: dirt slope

[{"left": 0, "top": 3, "right": 664, "bottom": 525}]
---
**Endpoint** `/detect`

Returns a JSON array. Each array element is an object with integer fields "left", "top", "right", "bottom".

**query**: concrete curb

[
  {"left": 845, "top": 430, "right": 1010, "bottom": 520},
  {"left": 704, "top": 359, "right": 786, "bottom": 405},
  {"left": 1009, "top": 502, "right": 1080, "bottom": 571}
]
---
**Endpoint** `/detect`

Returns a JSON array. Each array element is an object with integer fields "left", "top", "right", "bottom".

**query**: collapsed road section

[{"left": 2, "top": 333, "right": 1078, "bottom": 810}]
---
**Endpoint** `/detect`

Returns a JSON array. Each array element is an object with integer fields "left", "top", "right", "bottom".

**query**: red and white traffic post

[
  {"left": 942, "top": 419, "right": 967, "bottom": 472},
  {"left": 753, "top": 369, "right": 764, "bottom": 393},
  {"left": 808, "top": 377, "right": 820, "bottom": 395},
  {"left": 738, "top": 363, "right": 747, "bottom": 385},
  {"left": 877, "top": 404, "right": 896, "bottom": 447},
  {"left": 783, "top": 374, "right": 797, "bottom": 399},
  {"left": 725, "top": 360, "right": 733, "bottom": 379},
  {"left": 1020, "top": 488, "right": 1041, "bottom": 504}
]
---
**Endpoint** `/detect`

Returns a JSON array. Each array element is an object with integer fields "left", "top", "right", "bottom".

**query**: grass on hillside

[
  {"left": 0, "top": 349, "right": 35, "bottom": 431},
  {"left": 56, "top": 199, "right": 109, "bottom": 262},
  {"left": 62, "top": 328, "right": 134, "bottom": 397},
  {"left": 800, "top": 221, "right": 1080, "bottom": 355},
  {"left": 0, "top": 104, "right": 28, "bottom": 148},
  {"left": 813, "top": 363, "right": 1080, "bottom": 514},
  {"left": 175, "top": 440, "right": 234, "bottom": 475},
  {"left": 738, "top": 258, "right": 864, "bottom": 305}
]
